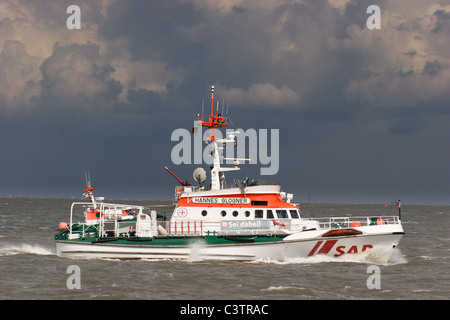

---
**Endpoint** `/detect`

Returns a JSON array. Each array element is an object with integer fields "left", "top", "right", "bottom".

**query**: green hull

[{"left": 55, "top": 232, "right": 285, "bottom": 246}]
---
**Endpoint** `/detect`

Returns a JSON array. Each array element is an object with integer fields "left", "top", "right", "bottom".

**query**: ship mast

[
  {"left": 83, "top": 171, "right": 97, "bottom": 209},
  {"left": 200, "top": 85, "right": 228, "bottom": 141},
  {"left": 197, "top": 85, "right": 239, "bottom": 190}
]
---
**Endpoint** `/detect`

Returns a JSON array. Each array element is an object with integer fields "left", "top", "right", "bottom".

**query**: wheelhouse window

[
  {"left": 267, "top": 210, "right": 274, "bottom": 219},
  {"left": 290, "top": 210, "right": 300, "bottom": 219},
  {"left": 276, "top": 209, "right": 288, "bottom": 219},
  {"left": 255, "top": 210, "right": 264, "bottom": 218}
]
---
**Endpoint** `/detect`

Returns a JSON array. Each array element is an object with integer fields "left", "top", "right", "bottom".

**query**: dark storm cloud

[
  {"left": 123, "top": 89, "right": 162, "bottom": 114},
  {"left": 38, "top": 42, "right": 122, "bottom": 109},
  {"left": 421, "top": 59, "right": 448, "bottom": 76},
  {"left": 0, "top": 0, "right": 449, "bottom": 203},
  {"left": 431, "top": 8, "right": 450, "bottom": 33}
]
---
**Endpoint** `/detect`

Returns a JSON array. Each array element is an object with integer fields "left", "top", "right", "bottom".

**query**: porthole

[
  {"left": 221, "top": 210, "right": 227, "bottom": 217},
  {"left": 201, "top": 210, "right": 208, "bottom": 217},
  {"left": 232, "top": 210, "right": 239, "bottom": 217},
  {"left": 244, "top": 211, "right": 250, "bottom": 217}
]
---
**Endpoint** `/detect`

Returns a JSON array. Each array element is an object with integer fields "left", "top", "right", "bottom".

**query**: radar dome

[{"left": 193, "top": 167, "right": 207, "bottom": 184}]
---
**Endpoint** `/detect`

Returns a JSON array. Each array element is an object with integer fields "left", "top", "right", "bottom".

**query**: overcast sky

[{"left": 0, "top": 0, "right": 449, "bottom": 204}]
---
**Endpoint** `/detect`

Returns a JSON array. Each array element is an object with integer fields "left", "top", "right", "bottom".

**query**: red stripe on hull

[
  {"left": 317, "top": 239, "right": 338, "bottom": 255},
  {"left": 308, "top": 240, "right": 338, "bottom": 257},
  {"left": 307, "top": 241, "right": 323, "bottom": 256}
]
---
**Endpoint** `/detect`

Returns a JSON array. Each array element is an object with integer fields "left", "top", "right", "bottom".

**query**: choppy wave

[
  {"left": 261, "top": 285, "right": 313, "bottom": 295},
  {"left": 250, "top": 247, "right": 407, "bottom": 266},
  {"left": 0, "top": 243, "right": 54, "bottom": 256}
]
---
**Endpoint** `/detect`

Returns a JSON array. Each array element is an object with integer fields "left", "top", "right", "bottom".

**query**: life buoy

[{"left": 58, "top": 222, "right": 68, "bottom": 230}]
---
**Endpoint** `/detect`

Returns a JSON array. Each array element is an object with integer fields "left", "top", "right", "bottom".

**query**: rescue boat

[{"left": 55, "top": 86, "right": 404, "bottom": 261}]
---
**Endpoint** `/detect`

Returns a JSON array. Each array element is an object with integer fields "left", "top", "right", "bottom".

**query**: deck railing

[
  {"left": 312, "top": 216, "right": 401, "bottom": 230},
  {"left": 157, "top": 220, "right": 204, "bottom": 236},
  {"left": 68, "top": 201, "right": 144, "bottom": 238}
]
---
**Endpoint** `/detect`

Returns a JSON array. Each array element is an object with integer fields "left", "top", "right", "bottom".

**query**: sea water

[{"left": 0, "top": 198, "right": 448, "bottom": 300}]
